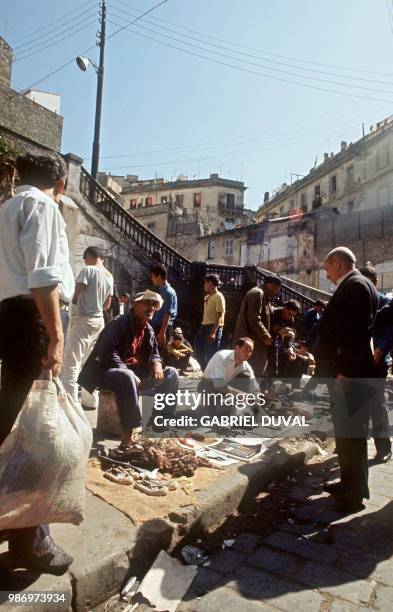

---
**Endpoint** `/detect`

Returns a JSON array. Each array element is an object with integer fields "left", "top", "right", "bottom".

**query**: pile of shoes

[
  {"left": 100, "top": 438, "right": 211, "bottom": 478},
  {"left": 103, "top": 465, "right": 179, "bottom": 496}
]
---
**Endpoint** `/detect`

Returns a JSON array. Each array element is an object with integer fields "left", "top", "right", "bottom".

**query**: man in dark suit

[
  {"left": 233, "top": 275, "right": 282, "bottom": 379},
  {"left": 78, "top": 290, "right": 179, "bottom": 448},
  {"left": 318, "top": 247, "right": 378, "bottom": 513}
]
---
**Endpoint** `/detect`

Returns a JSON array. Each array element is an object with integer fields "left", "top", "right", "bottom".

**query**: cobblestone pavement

[{"left": 178, "top": 443, "right": 393, "bottom": 612}]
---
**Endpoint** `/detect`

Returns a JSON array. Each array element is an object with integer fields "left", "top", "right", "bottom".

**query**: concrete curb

[{"left": 1, "top": 440, "right": 319, "bottom": 611}]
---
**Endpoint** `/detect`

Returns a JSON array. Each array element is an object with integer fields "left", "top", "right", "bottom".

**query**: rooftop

[{"left": 258, "top": 114, "right": 393, "bottom": 217}]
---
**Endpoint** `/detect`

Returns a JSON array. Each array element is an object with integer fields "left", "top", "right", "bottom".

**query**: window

[
  {"left": 225, "top": 238, "right": 234, "bottom": 256},
  {"left": 330, "top": 175, "right": 337, "bottom": 194},
  {"left": 300, "top": 193, "right": 307, "bottom": 209},
  {"left": 145, "top": 196, "right": 153, "bottom": 206},
  {"left": 313, "top": 185, "right": 321, "bottom": 209},
  {"left": 130, "top": 198, "right": 137, "bottom": 209},
  {"left": 224, "top": 217, "right": 235, "bottom": 229},
  {"left": 175, "top": 193, "right": 184, "bottom": 206},
  {"left": 219, "top": 193, "right": 235, "bottom": 210},
  {"left": 289, "top": 199, "right": 295, "bottom": 210},
  {"left": 194, "top": 192, "right": 201, "bottom": 207},
  {"left": 279, "top": 206, "right": 285, "bottom": 216},
  {"left": 377, "top": 144, "right": 389, "bottom": 170},
  {"left": 147, "top": 222, "right": 156, "bottom": 230},
  {"left": 208, "top": 240, "right": 216, "bottom": 259},
  {"left": 346, "top": 166, "right": 354, "bottom": 187},
  {"left": 347, "top": 200, "right": 359, "bottom": 213},
  {"left": 160, "top": 195, "right": 168, "bottom": 204}
]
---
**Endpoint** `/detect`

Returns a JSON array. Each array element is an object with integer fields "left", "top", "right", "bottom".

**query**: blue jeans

[
  {"left": 100, "top": 366, "right": 179, "bottom": 430},
  {"left": 194, "top": 324, "right": 223, "bottom": 370}
]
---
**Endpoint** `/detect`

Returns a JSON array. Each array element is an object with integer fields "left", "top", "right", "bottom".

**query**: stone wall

[
  {"left": 0, "top": 37, "right": 12, "bottom": 89},
  {"left": 0, "top": 86, "right": 63, "bottom": 152}
]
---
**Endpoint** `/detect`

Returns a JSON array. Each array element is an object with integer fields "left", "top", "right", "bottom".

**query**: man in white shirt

[
  {"left": 62, "top": 246, "right": 113, "bottom": 405},
  {"left": 200, "top": 337, "right": 259, "bottom": 394},
  {"left": 0, "top": 153, "right": 75, "bottom": 574}
]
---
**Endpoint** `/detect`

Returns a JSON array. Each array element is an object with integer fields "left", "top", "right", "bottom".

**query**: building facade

[
  {"left": 198, "top": 205, "right": 393, "bottom": 294},
  {"left": 256, "top": 116, "right": 393, "bottom": 221},
  {"left": 98, "top": 172, "right": 254, "bottom": 259}
]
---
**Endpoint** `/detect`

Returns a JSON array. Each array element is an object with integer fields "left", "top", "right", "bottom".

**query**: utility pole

[{"left": 91, "top": 1, "right": 106, "bottom": 180}]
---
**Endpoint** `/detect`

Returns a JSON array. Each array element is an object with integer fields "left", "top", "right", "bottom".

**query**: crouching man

[
  {"left": 78, "top": 290, "right": 179, "bottom": 447},
  {"left": 199, "top": 337, "right": 260, "bottom": 395}
]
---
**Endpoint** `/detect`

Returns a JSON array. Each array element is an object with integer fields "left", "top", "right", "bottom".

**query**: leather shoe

[
  {"left": 9, "top": 536, "right": 73, "bottom": 575},
  {"left": 334, "top": 495, "right": 365, "bottom": 514},
  {"left": 323, "top": 481, "right": 344, "bottom": 495},
  {"left": 374, "top": 451, "right": 392, "bottom": 464}
]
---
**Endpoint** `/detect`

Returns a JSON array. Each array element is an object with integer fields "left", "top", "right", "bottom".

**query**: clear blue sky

[{"left": 2, "top": 0, "right": 393, "bottom": 210}]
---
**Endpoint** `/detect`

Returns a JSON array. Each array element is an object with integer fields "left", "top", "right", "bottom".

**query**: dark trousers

[
  {"left": 328, "top": 378, "right": 374, "bottom": 500},
  {"left": 0, "top": 297, "right": 49, "bottom": 550},
  {"left": 373, "top": 366, "right": 392, "bottom": 455},
  {"left": 99, "top": 365, "right": 179, "bottom": 431},
  {"left": 194, "top": 324, "right": 223, "bottom": 371}
]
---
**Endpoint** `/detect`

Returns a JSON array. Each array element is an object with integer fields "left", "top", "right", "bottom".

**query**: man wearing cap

[
  {"left": 233, "top": 275, "right": 282, "bottom": 380},
  {"left": 78, "top": 290, "right": 179, "bottom": 447}
]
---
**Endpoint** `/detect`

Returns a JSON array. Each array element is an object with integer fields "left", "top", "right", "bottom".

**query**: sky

[{"left": 2, "top": 0, "right": 393, "bottom": 210}]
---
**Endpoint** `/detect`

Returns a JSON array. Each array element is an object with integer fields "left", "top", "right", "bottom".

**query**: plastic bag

[{"left": 0, "top": 375, "right": 92, "bottom": 529}]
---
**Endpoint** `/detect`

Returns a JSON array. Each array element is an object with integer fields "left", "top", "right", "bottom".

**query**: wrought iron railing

[
  {"left": 79, "top": 167, "right": 316, "bottom": 313},
  {"left": 80, "top": 167, "right": 192, "bottom": 282}
]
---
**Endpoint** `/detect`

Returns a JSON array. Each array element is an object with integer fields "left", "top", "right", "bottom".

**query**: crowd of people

[{"left": 0, "top": 151, "right": 392, "bottom": 576}]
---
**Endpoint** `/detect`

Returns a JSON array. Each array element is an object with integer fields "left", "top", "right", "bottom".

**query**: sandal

[
  {"left": 104, "top": 466, "right": 137, "bottom": 485},
  {"left": 134, "top": 480, "right": 169, "bottom": 496}
]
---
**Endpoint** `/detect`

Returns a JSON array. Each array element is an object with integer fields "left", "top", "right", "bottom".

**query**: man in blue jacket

[{"left": 78, "top": 290, "right": 179, "bottom": 447}]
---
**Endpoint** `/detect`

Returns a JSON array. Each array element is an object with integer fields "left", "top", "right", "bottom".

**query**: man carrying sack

[{"left": 0, "top": 153, "right": 75, "bottom": 574}]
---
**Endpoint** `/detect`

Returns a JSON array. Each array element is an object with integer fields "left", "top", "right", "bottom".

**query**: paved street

[{"left": 178, "top": 443, "right": 393, "bottom": 612}]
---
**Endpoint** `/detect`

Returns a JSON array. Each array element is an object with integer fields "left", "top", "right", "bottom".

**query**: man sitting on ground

[
  {"left": 199, "top": 337, "right": 259, "bottom": 395},
  {"left": 267, "top": 300, "right": 314, "bottom": 390},
  {"left": 78, "top": 290, "right": 179, "bottom": 449},
  {"left": 166, "top": 327, "right": 193, "bottom": 373}
]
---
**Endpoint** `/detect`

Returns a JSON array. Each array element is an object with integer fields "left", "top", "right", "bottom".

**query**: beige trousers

[{"left": 61, "top": 315, "right": 104, "bottom": 405}]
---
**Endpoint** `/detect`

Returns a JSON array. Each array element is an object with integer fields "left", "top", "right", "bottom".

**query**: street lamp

[{"left": 76, "top": 1, "right": 106, "bottom": 180}]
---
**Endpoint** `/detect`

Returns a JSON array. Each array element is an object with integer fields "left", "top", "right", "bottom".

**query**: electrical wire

[
  {"left": 111, "top": 3, "right": 393, "bottom": 88},
  {"left": 14, "top": 18, "right": 99, "bottom": 63},
  {"left": 108, "top": 15, "right": 393, "bottom": 96},
  {"left": 87, "top": 100, "right": 386, "bottom": 161},
  {"left": 388, "top": 0, "right": 393, "bottom": 36},
  {"left": 100, "top": 119, "right": 377, "bottom": 172},
  {"left": 17, "top": 0, "right": 169, "bottom": 94},
  {"left": 107, "top": 18, "right": 393, "bottom": 104},
  {"left": 10, "top": 0, "right": 97, "bottom": 46},
  {"left": 114, "top": 0, "right": 393, "bottom": 78}
]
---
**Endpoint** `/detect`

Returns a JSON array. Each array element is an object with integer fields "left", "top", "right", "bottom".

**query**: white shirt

[
  {"left": 335, "top": 269, "right": 353, "bottom": 288},
  {"left": 75, "top": 265, "right": 114, "bottom": 316},
  {"left": 0, "top": 186, "right": 75, "bottom": 302},
  {"left": 203, "top": 349, "right": 258, "bottom": 390}
]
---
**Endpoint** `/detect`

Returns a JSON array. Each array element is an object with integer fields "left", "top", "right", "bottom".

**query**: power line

[
  {"left": 106, "top": 0, "right": 169, "bottom": 43},
  {"left": 108, "top": 15, "right": 393, "bottom": 96},
  {"left": 14, "top": 18, "right": 98, "bottom": 63},
  {"left": 10, "top": 0, "right": 96, "bottom": 46},
  {"left": 114, "top": 0, "right": 393, "bottom": 78},
  {"left": 107, "top": 18, "right": 393, "bottom": 104},
  {"left": 387, "top": 0, "right": 393, "bottom": 36},
  {"left": 88, "top": 101, "right": 385, "bottom": 161},
  {"left": 17, "top": 0, "right": 169, "bottom": 94},
  {"left": 100, "top": 120, "right": 376, "bottom": 172},
  {"left": 111, "top": 3, "right": 393, "bottom": 88}
]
